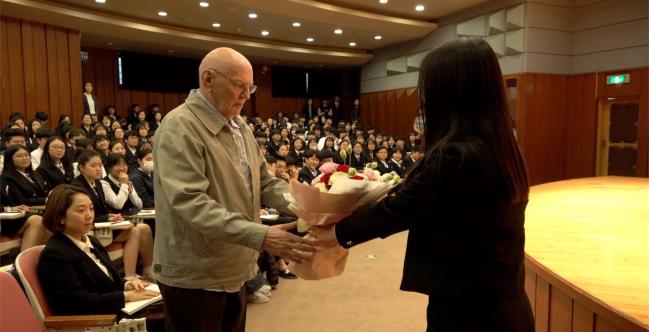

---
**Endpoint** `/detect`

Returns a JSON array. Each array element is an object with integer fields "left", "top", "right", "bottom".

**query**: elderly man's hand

[{"left": 262, "top": 222, "right": 316, "bottom": 264}]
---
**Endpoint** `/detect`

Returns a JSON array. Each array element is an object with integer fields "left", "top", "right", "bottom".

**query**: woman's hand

[
  {"left": 124, "top": 289, "right": 159, "bottom": 302},
  {"left": 118, "top": 172, "right": 129, "bottom": 185},
  {"left": 125, "top": 279, "right": 149, "bottom": 291},
  {"left": 108, "top": 214, "right": 124, "bottom": 222}
]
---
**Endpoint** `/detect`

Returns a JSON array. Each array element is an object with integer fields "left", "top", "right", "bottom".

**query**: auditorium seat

[
  {"left": 0, "top": 271, "right": 43, "bottom": 332},
  {"left": 15, "top": 245, "right": 117, "bottom": 331}
]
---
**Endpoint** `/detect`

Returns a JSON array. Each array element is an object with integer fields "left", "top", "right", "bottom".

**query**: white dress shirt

[{"left": 100, "top": 175, "right": 143, "bottom": 211}]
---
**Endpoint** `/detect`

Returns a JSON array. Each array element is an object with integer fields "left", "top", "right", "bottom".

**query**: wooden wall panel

[
  {"left": 535, "top": 278, "right": 550, "bottom": 332},
  {"left": 573, "top": 302, "right": 595, "bottom": 332},
  {"left": 358, "top": 87, "right": 419, "bottom": 137},
  {"left": 549, "top": 287, "right": 573, "bottom": 331},
  {"left": 0, "top": 16, "right": 81, "bottom": 128}
]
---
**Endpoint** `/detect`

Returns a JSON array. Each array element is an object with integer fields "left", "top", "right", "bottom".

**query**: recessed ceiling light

[
  {"left": 292, "top": 22, "right": 301, "bottom": 27},
  {"left": 212, "top": 22, "right": 221, "bottom": 28},
  {"left": 415, "top": 4, "right": 425, "bottom": 11},
  {"left": 334, "top": 28, "right": 343, "bottom": 34},
  {"left": 199, "top": 1, "right": 209, "bottom": 7},
  {"left": 349, "top": 42, "right": 357, "bottom": 47},
  {"left": 248, "top": 13, "right": 258, "bottom": 19},
  {"left": 158, "top": 11, "right": 167, "bottom": 17},
  {"left": 374, "top": 35, "right": 382, "bottom": 40},
  {"left": 306, "top": 37, "right": 314, "bottom": 42},
  {"left": 261, "top": 30, "right": 269, "bottom": 36},
  {"left": 95, "top": 0, "right": 106, "bottom": 3},
  {"left": 379, "top": 0, "right": 388, "bottom": 3}
]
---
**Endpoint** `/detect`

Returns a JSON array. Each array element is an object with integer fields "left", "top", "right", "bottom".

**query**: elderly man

[{"left": 153, "top": 47, "right": 315, "bottom": 331}]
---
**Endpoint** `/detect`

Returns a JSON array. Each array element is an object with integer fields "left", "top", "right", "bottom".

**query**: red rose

[
  {"left": 336, "top": 165, "right": 350, "bottom": 173},
  {"left": 320, "top": 173, "right": 332, "bottom": 185},
  {"left": 350, "top": 175, "right": 364, "bottom": 180}
]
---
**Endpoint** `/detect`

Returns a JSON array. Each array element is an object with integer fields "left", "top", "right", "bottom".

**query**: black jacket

[
  {"left": 375, "top": 159, "right": 393, "bottom": 175},
  {"left": 83, "top": 94, "right": 99, "bottom": 115},
  {"left": 297, "top": 167, "right": 319, "bottom": 185},
  {"left": 37, "top": 163, "right": 74, "bottom": 191},
  {"left": 73, "top": 176, "right": 109, "bottom": 223},
  {"left": 130, "top": 168, "right": 154, "bottom": 208},
  {"left": 350, "top": 153, "right": 370, "bottom": 170},
  {"left": 0, "top": 170, "right": 48, "bottom": 206},
  {"left": 37, "top": 232, "right": 126, "bottom": 315},
  {"left": 335, "top": 142, "right": 534, "bottom": 330}
]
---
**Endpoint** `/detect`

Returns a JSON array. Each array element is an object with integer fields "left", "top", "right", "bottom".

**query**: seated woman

[
  {"left": 36, "top": 185, "right": 160, "bottom": 318},
  {"left": 37, "top": 136, "right": 74, "bottom": 191},
  {"left": 101, "top": 153, "right": 143, "bottom": 216},
  {"left": 350, "top": 141, "right": 369, "bottom": 170},
  {"left": 73, "top": 151, "right": 154, "bottom": 279},
  {"left": 129, "top": 148, "right": 154, "bottom": 209},
  {"left": 2, "top": 145, "right": 48, "bottom": 206}
]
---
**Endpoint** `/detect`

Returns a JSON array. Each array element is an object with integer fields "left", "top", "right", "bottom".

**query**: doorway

[{"left": 596, "top": 98, "right": 640, "bottom": 176}]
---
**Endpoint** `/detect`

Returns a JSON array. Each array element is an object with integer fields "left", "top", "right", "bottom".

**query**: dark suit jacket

[
  {"left": 73, "top": 176, "right": 109, "bottom": 223},
  {"left": 37, "top": 163, "right": 74, "bottom": 191},
  {"left": 130, "top": 168, "right": 154, "bottom": 208},
  {"left": 335, "top": 141, "right": 534, "bottom": 330},
  {"left": 124, "top": 148, "right": 139, "bottom": 172},
  {"left": 375, "top": 159, "right": 393, "bottom": 175},
  {"left": 83, "top": 94, "right": 99, "bottom": 115},
  {"left": 350, "top": 153, "right": 369, "bottom": 169},
  {"left": 0, "top": 170, "right": 48, "bottom": 206},
  {"left": 297, "top": 167, "right": 319, "bottom": 185},
  {"left": 388, "top": 159, "right": 405, "bottom": 177},
  {"left": 37, "top": 232, "right": 126, "bottom": 315}
]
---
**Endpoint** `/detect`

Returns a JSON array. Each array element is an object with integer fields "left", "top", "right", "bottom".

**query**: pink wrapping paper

[{"left": 287, "top": 179, "right": 393, "bottom": 280}]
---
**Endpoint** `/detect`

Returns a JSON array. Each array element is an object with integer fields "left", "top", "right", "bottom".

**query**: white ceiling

[{"left": 1, "top": 0, "right": 488, "bottom": 66}]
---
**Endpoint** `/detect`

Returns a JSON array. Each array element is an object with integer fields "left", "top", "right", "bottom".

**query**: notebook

[
  {"left": 122, "top": 284, "right": 162, "bottom": 315},
  {"left": 94, "top": 220, "right": 133, "bottom": 229}
]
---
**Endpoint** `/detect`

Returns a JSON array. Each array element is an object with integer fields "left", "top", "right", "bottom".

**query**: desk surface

[
  {"left": 0, "top": 212, "right": 26, "bottom": 220},
  {"left": 525, "top": 176, "right": 649, "bottom": 327}
]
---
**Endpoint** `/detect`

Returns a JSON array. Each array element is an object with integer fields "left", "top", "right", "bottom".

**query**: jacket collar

[{"left": 186, "top": 89, "right": 246, "bottom": 136}]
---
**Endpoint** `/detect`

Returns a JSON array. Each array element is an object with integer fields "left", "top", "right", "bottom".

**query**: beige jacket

[{"left": 153, "top": 89, "right": 292, "bottom": 289}]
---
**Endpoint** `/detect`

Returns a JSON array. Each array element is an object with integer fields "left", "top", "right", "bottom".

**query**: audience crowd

[{"left": 0, "top": 97, "right": 423, "bottom": 310}]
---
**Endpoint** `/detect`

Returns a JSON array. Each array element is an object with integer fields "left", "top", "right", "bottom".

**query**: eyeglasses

[
  {"left": 207, "top": 68, "right": 257, "bottom": 94},
  {"left": 50, "top": 145, "right": 66, "bottom": 150}
]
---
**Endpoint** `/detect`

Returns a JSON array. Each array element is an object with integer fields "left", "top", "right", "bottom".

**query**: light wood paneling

[
  {"left": 525, "top": 177, "right": 649, "bottom": 331},
  {"left": 0, "top": 16, "right": 82, "bottom": 128},
  {"left": 359, "top": 87, "right": 419, "bottom": 137}
]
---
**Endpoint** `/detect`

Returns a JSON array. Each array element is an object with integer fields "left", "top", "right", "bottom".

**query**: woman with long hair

[
  {"left": 37, "top": 136, "right": 75, "bottom": 190},
  {"left": 313, "top": 38, "right": 533, "bottom": 331}
]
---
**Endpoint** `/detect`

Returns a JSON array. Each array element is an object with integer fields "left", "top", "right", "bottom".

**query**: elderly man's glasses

[{"left": 207, "top": 68, "right": 257, "bottom": 94}]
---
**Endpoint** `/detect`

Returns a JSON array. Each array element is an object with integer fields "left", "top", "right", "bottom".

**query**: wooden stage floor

[{"left": 525, "top": 176, "right": 649, "bottom": 330}]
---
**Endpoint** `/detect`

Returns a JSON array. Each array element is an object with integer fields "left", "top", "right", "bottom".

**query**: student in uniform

[
  {"left": 101, "top": 153, "right": 143, "bottom": 216},
  {"left": 375, "top": 146, "right": 394, "bottom": 175},
  {"left": 297, "top": 149, "right": 320, "bottom": 185},
  {"left": 37, "top": 137, "right": 74, "bottom": 191},
  {"left": 129, "top": 148, "right": 155, "bottom": 209},
  {"left": 73, "top": 151, "right": 154, "bottom": 279},
  {"left": 350, "top": 141, "right": 369, "bottom": 170},
  {"left": 388, "top": 148, "right": 406, "bottom": 177}
]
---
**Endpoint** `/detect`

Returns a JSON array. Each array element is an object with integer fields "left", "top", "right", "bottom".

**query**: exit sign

[{"left": 606, "top": 74, "right": 630, "bottom": 85}]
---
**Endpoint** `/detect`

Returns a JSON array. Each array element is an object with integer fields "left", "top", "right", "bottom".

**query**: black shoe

[{"left": 279, "top": 270, "right": 297, "bottom": 279}]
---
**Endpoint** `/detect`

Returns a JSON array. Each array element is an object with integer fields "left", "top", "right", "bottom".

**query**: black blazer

[
  {"left": 73, "top": 176, "right": 109, "bottom": 223},
  {"left": 388, "top": 159, "right": 405, "bottom": 177},
  {"left": 37, "top": 232, "right": 126, "bottom": 315},
  {"left": 375, "top": 159, "right": 393, "bottom": 175},
  {"left": 350, "top": 153, "right": 369, "bottom": 169},
  {"left": 37, "top": 163, "right": 74, "bottom": 191},
  {"left": 335, "top": 142, "right": 534, "bottom": 330},
  {"left": 83, "top": 94, "right": 99, "bottom": 115},
  {"left": 124, "top": 148, "right": 139, "bottom": 172},
  {"left": 130, "top": 169, "right": 154, "bottom": 208},
  {"left": 0, "top": 170, "right": 48, "bottom": 206},
  {"left": 297, "top": 167, "right": 319, "bottom": 185}
]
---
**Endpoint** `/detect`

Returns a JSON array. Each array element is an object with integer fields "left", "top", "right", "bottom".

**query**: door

[{"left": 596, "top": 98, "right": 640, "bottom": 176}]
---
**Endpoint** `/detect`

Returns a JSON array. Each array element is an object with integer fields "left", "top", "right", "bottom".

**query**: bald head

[
  {"left": 198, "top": 47, "right": 254, "bottom": 119},
  {"left": 199, "top": 47, "right": 252, "bottom": 87}
]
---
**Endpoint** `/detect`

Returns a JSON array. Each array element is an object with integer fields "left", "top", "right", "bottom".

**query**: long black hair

[
  {"left": 40, "top": 136, "right": 74, "bottom": 175},
  {"left": 417, "top": 37, "right": 528, "bottom": 203}
]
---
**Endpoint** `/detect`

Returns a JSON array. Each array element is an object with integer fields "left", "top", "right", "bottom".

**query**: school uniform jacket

[
  {"left": 0, "top": 170, "right": 48, "bottom": 206},
  {"left": 72, "top": 176, "right": 109, "bottom": 223}
]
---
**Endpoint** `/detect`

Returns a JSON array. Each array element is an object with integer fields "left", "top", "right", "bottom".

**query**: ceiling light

[
  {"left": 158, "top": 11, "right": 168, "bottom": 17},
  {"left": 306, "top": 37, "right": 314, "bottom": 42},
  {"left": 379, "top": 0, "right": 388, "bottom": 3},
  {"left": 95, "top": 0, "right": 106, "bottom": 3},
  {"left": 212, "top": 22, "right": 221, "bottom": 28},
  {"left": 248, "top": 13, "right": 258, "bottom": 19},
  {"left": 168, "top": 50, "right": 174, "bottom": 53},
  {"left": 292, "top": 22, "right": 301, "bottom": 27},
  {"left": 349, "top": 42, "right": 357, "bottom": 47},
  {"left": 199, "top": 1, "right": 209, "bottom": 7},
  {"left": 374, "top": 35, "right": 382, "bottom": 40},
  {"left": 415, "top": 4, "right": 425, "bottom": 11},
  {"left": 261, "top": 30, "right": 269, "bottom": 36},
  {"left": 334, "top": 28, "right": 343, "bottom": 34}
]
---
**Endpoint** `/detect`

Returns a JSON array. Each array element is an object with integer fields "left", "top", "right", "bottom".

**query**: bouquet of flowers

[{"left": 287, "top": 162, "right": 400, "bottom": 280}]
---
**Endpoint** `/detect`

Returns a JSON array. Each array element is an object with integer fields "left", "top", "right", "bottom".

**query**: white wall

[{"left": 361, "top": 0, "right": 649, "bottom": 93}]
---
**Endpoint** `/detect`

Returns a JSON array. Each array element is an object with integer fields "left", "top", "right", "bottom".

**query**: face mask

[{"left": 142, "top": 160, "right": 154, "bottom": 173}]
